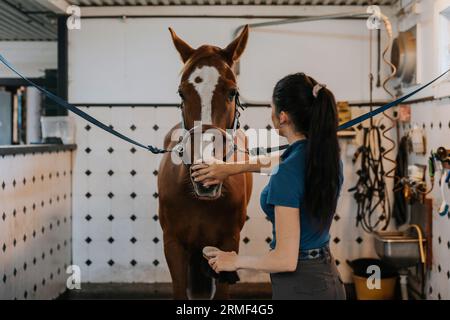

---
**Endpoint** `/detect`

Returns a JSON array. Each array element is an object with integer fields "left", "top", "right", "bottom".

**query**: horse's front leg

[
  {"left": 164, "top": 235, "right": 189, "bottom": 299},
  {"left": 213, "top": 231, "right": 241, "bottom": 300}
]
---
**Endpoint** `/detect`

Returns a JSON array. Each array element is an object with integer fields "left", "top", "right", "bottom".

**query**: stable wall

[
  {"left": 68, "top": 6, "right": 397, "bottom": 284},
  {"left": 68, "top": 16, "right": 394, "bottom": 104}
]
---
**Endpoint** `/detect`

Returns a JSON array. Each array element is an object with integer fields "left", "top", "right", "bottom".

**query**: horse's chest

[{"left": 161, "top": 197, "right": 244, "bottom": 237}]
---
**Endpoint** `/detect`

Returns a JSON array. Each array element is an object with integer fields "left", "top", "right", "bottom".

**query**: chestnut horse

[{"left": 158, "top": 26, "right": 252, "bottom": 299}]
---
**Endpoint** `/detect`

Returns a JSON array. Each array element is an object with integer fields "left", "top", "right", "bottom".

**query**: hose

[
  {"left": 379, "top": 14, "right": 398, "bottom": 180},
  {"left": 406, "top": 224, "right": 426, "bottom": 265}
]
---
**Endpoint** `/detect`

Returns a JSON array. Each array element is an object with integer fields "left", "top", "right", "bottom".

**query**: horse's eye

[
  {"left": 178, "top": 90, "right": 185, "bottom": 100},
  {"left": 228, "top": 89, "right": 237, "bottom": 101}
]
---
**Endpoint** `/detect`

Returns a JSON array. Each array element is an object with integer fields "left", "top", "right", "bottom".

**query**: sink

[{"left": 374, "top": 231, "right": 426, "bottom": 269}]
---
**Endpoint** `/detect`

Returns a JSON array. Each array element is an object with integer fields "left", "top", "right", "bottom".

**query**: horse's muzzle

[
  {"left": 189, "top": 166, "right": 222, "bottom": 200},
  {"left": 180, "top": 125, "right": 235, "bottom": 200}
]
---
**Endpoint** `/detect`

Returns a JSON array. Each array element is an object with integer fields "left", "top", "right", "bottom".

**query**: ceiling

[
  {"left": 0, "top": 0, "right": 58, "bottom": 41},
  {"left": 67, "top": 0, "right": 397, "bottom": 5},
  {"left": 0, "top": 0, "right": 399, "bottom": 41}
]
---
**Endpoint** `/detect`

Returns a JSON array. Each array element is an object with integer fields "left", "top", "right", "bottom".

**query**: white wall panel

[
  {"left": 0, "top": 41, "right": 57, "bottom": 78},
  {"left": 68, "top": 17, "right": 393, "bottom": 104}
]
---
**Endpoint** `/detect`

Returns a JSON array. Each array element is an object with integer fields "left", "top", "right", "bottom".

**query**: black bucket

[
  {"left": 347, "top": 258, "right": 398, "bottom": 300},
  {"left": 347, "top": 258, "right": 398, "bottom": 279}
]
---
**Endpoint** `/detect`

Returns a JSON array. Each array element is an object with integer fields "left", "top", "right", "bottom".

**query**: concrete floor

[
  {"left": 58, "top": 283, "right": 273, "bottom": 300},
  {"left": 58, "top": 282, "right": 356, "bottom": 300}
]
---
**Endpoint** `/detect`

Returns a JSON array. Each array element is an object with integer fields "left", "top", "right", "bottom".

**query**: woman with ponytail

[{"left": 192, "top": 73, "right": 345, "bottom": 300}]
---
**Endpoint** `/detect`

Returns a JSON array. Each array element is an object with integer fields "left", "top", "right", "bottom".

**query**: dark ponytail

[{"left": 272, "top": 73, "right": 340, "bottom": 229}]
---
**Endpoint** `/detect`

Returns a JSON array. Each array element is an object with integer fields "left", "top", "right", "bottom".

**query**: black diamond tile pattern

[
  {"left": 63, "top": 106, "right": 450, "bottom": 299},
  {"left": 396, "top": 109, "right": 450, "bottom": 300},
  {"left": 0, "top": 150, "right": 72, "bottom": 299}
]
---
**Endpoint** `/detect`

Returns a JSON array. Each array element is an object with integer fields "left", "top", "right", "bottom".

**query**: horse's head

[{"left": 169, "top": 25, "right": 249, "bottom": 200}]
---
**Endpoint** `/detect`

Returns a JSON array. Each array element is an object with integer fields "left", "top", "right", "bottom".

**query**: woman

[{"left": 192, "top": 73, "right": 345, "bottom": 300}]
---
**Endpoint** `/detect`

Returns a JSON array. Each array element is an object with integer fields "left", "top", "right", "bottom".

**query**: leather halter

[{"left": 172, "top": 92, "right": 246, "bottom": 164}]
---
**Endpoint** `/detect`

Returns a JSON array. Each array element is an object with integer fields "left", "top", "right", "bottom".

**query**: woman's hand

[
  {"left": 203, "top": 248, "right": 239, "bottom": 273},
  {"left": 191, "top": 160, "right": 236, "bottom": 186}
]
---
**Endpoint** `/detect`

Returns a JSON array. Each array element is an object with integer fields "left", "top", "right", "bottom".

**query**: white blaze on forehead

[{"left": 188, "top": 65, "right": 220, "bottom": 124}]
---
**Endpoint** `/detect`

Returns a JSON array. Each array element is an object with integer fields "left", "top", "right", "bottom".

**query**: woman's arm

[
  {"left": 207, "top": 205, "right": 300, "bottom": 273},
  {"left": 192, "top": 155, "right": 279, "bottom": 186}
]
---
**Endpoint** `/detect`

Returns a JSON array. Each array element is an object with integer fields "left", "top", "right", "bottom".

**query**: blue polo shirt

[{"left": 260, "top": 139, "right": 343, "bottom": 250}]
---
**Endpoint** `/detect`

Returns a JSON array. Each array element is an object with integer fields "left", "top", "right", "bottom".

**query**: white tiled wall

[
  {"left": 0, "top": 150, "right": 73, "bottom": 299},
  {"left": 1, "top": 104, "right": 444, "bottom": 297},
  {"left": 398, "top": 100, "right": 450, "bottom": 300},
  {"left": 71, "top": 106, "right": 273, "bottom": 283},
  {"left": 70, "top": 105, "right": 393, "bottom": 284}
]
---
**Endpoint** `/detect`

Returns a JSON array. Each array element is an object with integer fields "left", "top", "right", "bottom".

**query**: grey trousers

[{"left": 270, "top": 252, "right": 346, "bottom": 300}]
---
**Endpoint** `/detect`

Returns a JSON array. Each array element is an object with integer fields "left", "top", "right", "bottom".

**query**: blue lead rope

[
  {"left": 253, "top": 68, "right": 450, "bottom": 155},
  {"left": 1, "top": 53, "right": 448, "bottom": 155},
  {"left": 337, "top": 69, "right": 450, "bottom": 131},
  {"left": 0, "top": 54, "right": 168, "bottom": 154}
]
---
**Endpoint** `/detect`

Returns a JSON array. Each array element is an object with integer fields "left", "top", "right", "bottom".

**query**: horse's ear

[
  {"left": 222, "top": 25, "right": 249, "bottom": 66},
  {"left": 169, "top": 27, "right": 195, "bottom": 63}
]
